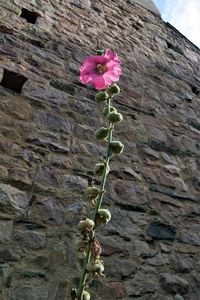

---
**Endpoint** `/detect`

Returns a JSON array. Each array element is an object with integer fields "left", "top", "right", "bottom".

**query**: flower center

[{"left": 96, "top": 64, "right": 107, "bottom": 74}]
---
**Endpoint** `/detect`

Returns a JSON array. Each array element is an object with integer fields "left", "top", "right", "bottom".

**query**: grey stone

[
  {"left": 49, "top": 79, "right": 76, "bottom": 95},
  {"left": 0, "top": 249, "right": 21, "bottom": 262},
  {"left": 135, "top": 240, "right": 152, "bottom": 258},
  {"left": 70, "top": 0, "right": 91, "bottom": 9},
  {"left": 174, "top": 178, "right": 188, "bottom": 192},
  {"left": 170, "top": 254, "right": 193, "bottom": 273},
  {"left": 160, "top": 273, "right": 189, "bottom": 294},
  {"left": 106, "top": 259, "right": 137, "bottom": 278},
  {"left": 163, "top": 165, "right": 181, "bottom": 175},
  {"left": 113, "top": 181, "right": 147, "bottom": 205},
  {"left": 62, "top": 175, "right": 88, "bottom": 193},
  {"left": 0, "top": 263, "right": 12, "bottom": 287},
  {"left": 146, "top": 222, "right": 176, "bottom": 240},
  {"left": 147, "top": 253, "right": 169, "bottom": 266},
  {"left": 0, "top": 220, "right": 13, "bottom": 242},
  {"left": 175, "top": 294, "right": 185, "bottom": 300},
  {"left": 0, "top": 184, "right": 28, "bottom": 218},
  {"left": 180, "top": 230, "right": 200, "bottom": 246},
  {"left": 12, "top": 286, "right": 48, "bottom": 300},
  {"left": 14, "top": 231, "right": 46, "bottom": 250},
  {"left": 125, "top": 276, "right": 157, "bottom": 296},
  {"left": 149, "top": 184, "right": 197, "bottom": 202},
  {"left": 32, "top": 197, "right": 64, "bottom": 225}
]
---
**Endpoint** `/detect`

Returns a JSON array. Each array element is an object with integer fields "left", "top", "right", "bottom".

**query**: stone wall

[
  {"left": 0, "top": 0, "right": 200, "bottom": 299},
  {"left": 128, "top": 0, "right": 160, "bottom": 15}
]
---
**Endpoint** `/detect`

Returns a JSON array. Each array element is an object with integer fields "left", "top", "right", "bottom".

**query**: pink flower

[{"left": 80, "top": 49, "right": 122, "bottom": 90}]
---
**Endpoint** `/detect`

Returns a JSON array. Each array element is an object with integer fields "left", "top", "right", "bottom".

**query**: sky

[{"left": 153, "top": 0, "right": 200, "bottom": 48}]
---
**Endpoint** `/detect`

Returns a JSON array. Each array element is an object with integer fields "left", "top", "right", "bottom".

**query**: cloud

[{"left": 162, "top": 0, "right": 200, "bottom": 48}]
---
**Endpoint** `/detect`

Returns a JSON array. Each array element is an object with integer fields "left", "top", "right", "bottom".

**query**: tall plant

[{"left": 72, "top": 49, "right": 123, "bottom": 300}]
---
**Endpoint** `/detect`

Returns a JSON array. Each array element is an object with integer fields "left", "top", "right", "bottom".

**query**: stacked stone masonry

[{"left": 0, "top": 0, "right": 200, "bottom": 299}]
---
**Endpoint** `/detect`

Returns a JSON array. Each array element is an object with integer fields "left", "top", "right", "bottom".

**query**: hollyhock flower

[{"left": 80, "top": 49, "right": 122, "bottom": 90}]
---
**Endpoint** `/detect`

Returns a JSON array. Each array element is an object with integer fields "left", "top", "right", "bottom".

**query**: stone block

[
  {"left": 0, "top": 221, "right": 13, "bottom": 242},
  {"left": 0, "top": 184, "right": 28, "bottom": 218}
]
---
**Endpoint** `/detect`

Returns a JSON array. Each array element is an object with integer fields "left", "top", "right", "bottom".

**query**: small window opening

[
  {"left": 0, "top": 70, "right": 28, "bottom": 93},
  {"left": 20, "top": 8, "right": 39, "bottom": 24}
]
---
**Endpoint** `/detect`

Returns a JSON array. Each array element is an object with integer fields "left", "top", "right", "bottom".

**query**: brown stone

[{"left": 102, "top": 282, "right": 126, "bottom": 299}]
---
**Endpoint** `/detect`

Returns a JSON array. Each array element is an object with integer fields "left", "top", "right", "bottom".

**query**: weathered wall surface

[
  {"left": 128, "top": 0, "right": 160, "bottom": 15},
  {"left": 0, "top": 0, "right": 200, "bottom": 299}
]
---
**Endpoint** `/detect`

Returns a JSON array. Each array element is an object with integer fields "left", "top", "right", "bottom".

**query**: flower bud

[
  {"left": 109, "top": 141, "right": 124, "bottom": 155},
  {"left": 86, "top": 260, "right": 104, "bottom": 275},
  {"left": 94, "top": 163, "right": 110, "bottom": 176},
  {"left": 102, "top": 106, "right": 117, "bottom": 117},
  {"left": 96, "top": 209, "right": 111, "bottom": 224},
  {"left": 84, "top": 186, "right": 99, "bottom": 201},
  {"left": 95, "top": 127, "right": 109, "bottom": 140},
  {"left": 77, "top": 218, "right": 95, "bottom": 235},
  {"left": 92, "top": 260, "right": 105, "bottom": 274},
  {"left": 83, "top": 290, "right": 90, "bottom": 300},
  {"left": 95, "top": 91, "right": 109, "bottom": 103},
  {"left": 107, "top": 111, "right": 123, "bottom": 124},
  {"left": 107, "top": 84, "right": 120, "bottom": 96}
]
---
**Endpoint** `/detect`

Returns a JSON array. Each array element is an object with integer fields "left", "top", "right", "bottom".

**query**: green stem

[{"left": 77, "top": 98, "right": 112, "bottom": 300}]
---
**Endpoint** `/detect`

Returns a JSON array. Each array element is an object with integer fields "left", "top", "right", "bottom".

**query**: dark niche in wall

[
  {"left": 20, "top": 8, "right": 39, "bottom": 24},
  {"left": 0, "top": 69, "right": 28, "bottom": 93}
]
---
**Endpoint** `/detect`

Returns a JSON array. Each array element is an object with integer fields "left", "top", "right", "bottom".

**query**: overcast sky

[{"left": 153, "top": 0, "right": 200, "bottom": 48}]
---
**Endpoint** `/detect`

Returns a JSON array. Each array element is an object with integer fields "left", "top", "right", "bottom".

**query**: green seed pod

[
  {"left": 102, "top": 106, "right": 117, "bottom": 117},
  {"left": 84, "top": 186, "right": 100, "bottom": 201},
  {"left": 94, "top": 163, "right": 110, "bottom": 176},
  {"left": 107, "top": 111, "right": 123, "bottom": 124},
  {"left": 77, "top": 218, "right": 95, "bottom": 235},
  {"left": 95, "top": 127, "right": 109, "bottom": 140},
  {"left": 107, "top": 84, "right": 120, "bottom": 96},
  {"left": 97, "top": 209, "right": 112, "bottom": 224},
  {"left": 83, "top": 290, "right": 90, "bottom": 300},
  {"left": 95, "top": 91, "right": 109, "bottom": 103},
  {"left": 109, "top": 141, "right": 124, "bottom": 155}
]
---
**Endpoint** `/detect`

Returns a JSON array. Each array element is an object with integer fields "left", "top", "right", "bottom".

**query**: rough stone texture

[
  {"left": 128, "top": 0, "right": 161, "bottom": 15},
  {"left": 0, "top": 0, "right": 200, "bottom": 299}
]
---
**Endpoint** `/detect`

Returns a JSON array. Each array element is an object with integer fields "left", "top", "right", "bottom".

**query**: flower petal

[
  {"left": 103, "top": 71, "right": 120, "bottom": 85},
  {"left": 92, "top": 74, "right": 107, "bottom": 90},
  {"left": 105, "top": 49, "right": 121, "bottom": 64}
]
